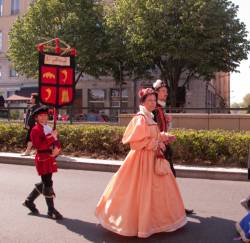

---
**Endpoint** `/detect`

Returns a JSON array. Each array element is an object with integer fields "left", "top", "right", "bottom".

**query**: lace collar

[
  {"left": 158, "top": 100, "right": 166, "bottom": 108},
  {"left": 138, "top": 105, "right": 157, "bottom": 125}
]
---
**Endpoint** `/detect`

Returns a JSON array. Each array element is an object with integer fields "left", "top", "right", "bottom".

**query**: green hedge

[
  {"left": 58, "top": 124, "right": 128, "bottom": 159},
  {"left": 0, "top": 123, "right": 250, "bottom": 167},
  {"left": 0, "top": 123, "right": 26, "bottom": 151}
]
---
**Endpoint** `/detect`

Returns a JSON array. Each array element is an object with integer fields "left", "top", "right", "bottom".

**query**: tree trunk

[
  {"left": 162, "top": 75, "right": 179, "bottom": 109},
  {"left": 158, "top": 59, "right": 182, "bottom": 109},
  {"left": 133, "top": 79, "right": 137, "bottom": 113},
  {"left": 119, "top": 63, "right": 123, "bottom": 115}
]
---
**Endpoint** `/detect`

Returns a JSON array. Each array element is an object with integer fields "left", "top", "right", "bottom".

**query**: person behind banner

[
  {"left": 22, "top": 93, "right": 40, "bottom": 156},
  {"left": 22, "top": 106, "right": 63, "bottom": 220}
]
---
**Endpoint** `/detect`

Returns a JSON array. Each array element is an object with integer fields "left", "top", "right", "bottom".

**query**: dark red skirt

[{"left": 35, "top": 153, "right": 58, "bottom": 176}]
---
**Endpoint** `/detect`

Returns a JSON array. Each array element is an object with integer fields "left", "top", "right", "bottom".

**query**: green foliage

[
  {"left": 0, "top": 123, "right": 26, "bottom": 151},
  {"left": 230, "top": 102, "right": 241, "bottom": 108},
  {"left": 103, "top": 6, "right": 151, "bottom": 84},
  {"left": 0, "top": 122, "right": 250, "bottom": 167},
  {"left": 108, "top": 0, "right": 250, "bottom": 105},
  {"left": 10, "top": 111, "right": 20, "bottom": 120},
  {"left": 8, "top": 0, "right": 106, "bottom": 78},
  {"left": 58, "top": 124, "right": 128, "bottom": 156},
  {"left": 242, "top": 93, "right": 250, "bottom": 107},
  {"left": 8, "top": 0, "right": 250, "bottom": 107},
  {"left": 173, "top": 129, "right": 250, "bottom": 166}
]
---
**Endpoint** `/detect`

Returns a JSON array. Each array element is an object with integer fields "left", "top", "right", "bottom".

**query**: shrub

[
  {"left": 173, "top": 129, "right": 250, "bottom": 167},
  {"left": 58, "top": 124, "right": 128, "bottom": 157},
  {"left": 0, "top": 122, "right": 250, "bottom": 167},
  {"left": 10, "top": 111, "right": 20, "bottom": 120},
  {"left": 0, "top": 123, "right": 26, "bottom": 151}
]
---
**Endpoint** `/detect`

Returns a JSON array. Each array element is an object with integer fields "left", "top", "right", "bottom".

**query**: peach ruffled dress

[{"left": 95, "top": 105, "right": 187, "bottom": 238}]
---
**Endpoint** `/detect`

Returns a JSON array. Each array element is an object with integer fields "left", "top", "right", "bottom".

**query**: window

[
  {"left": 0, "top": 31, "right": 2, "bottom": 50},
  {"left": 10, "top": 67, "right": 18, "bottom": 77},
  {"left": 0, "top": 0, "right": 3, "bottom": 16},
  {"left": 11, "top": 0, "right": 20, "bottom": 15},
  {"left": 88, "top": 89, "right": 106, "bottom": 109},
  {"left": 7, "top": 91, "right": 15, "bottom": 97},
  {"left": 110, "top": 88, "right": 128, "bottom": 107},
  {"left": 87, "top": 89, "right": 107, "bottom": 122},
  {"left": 110, "top": 88, "right": 129, "bottom": 121}
]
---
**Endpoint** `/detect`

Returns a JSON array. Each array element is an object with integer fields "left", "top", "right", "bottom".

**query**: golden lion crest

[{"left": 43, "top": 72, "right": 56, "bottom": 79}]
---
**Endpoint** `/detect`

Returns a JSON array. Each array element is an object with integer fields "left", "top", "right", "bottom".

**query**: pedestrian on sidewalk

[
  {"left": 152, "top": 79, "right": 194, "bottom": 215},
  {"left": 95, "top": 88, "right": 187, "bottom": 238},
  {"left": 22, "top": 93, "right": 40, "bottom": 156},
  {"left": 23, "top": 106, "right": 63, "bottom": 220}
]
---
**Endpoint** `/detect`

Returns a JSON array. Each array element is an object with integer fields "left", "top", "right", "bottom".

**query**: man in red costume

[
  {"left": 152, "top": 80, "right": 176, "bottom": 175},
  {"left": 152, "top": 79, "right": 193, "bottom": 215},
  {"left": 22, "top": 106, "right": 63, "bottom": 220}
]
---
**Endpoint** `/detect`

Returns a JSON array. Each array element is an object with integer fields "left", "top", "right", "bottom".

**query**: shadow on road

[{"left": 56, "top": 215, "right": 239, "bottom": 243}]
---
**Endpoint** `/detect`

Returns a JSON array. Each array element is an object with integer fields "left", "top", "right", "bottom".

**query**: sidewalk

[{"left": 0, "top": 152, "right": 248, "bottom": 181}]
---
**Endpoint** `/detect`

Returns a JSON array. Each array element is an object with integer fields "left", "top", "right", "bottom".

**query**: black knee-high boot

[
  {"left": 43, "top": 187, "right": 63, "bottom": 220},
  {"left": 23, "top": 182, "right": 43, "bottom": 214}
]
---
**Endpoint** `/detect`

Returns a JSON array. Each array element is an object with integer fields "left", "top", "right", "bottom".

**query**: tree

[
  {"left": 103, "top": 12, "right": 151, "bottom": 85},
  {"left": 230, "top": 102, "right": 241, "bottom": 108},
  {"left": 8, "top": 0, "right": 106, "bottom": 80},
  {"left": 242, "top": 93, "right": 250, "bottom": 107},
  {"left": 101, "top": 6, "right": 153, "bottom": 110},
  {"left": 110, "top": 0, "right": 250, "bottom": 106}
]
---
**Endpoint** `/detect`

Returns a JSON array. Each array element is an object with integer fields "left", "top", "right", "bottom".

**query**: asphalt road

[{"left": 0, "top": 163, "right": 249, "bottom": 243}]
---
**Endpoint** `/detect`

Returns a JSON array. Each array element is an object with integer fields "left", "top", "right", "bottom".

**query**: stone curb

[{"left": 0, "top": 152, "right": 248, "bottom": 181}]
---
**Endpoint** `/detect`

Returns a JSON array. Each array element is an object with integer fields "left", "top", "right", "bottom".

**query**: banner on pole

[{"left": 38, "top": 43, "right": 76, "bottom": 108}]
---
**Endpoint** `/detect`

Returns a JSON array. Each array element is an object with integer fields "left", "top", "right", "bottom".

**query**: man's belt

[{"left": 37, "top": 149, "right": 52, "bottom": 154}]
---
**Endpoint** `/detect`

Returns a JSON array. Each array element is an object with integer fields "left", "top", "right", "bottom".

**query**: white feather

[{"left": 153, "top": 79, "right": 163, "bottom": 89}]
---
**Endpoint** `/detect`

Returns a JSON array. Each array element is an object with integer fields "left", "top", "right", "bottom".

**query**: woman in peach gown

[{"left": 95, "top": 88, "right": 187, "bottom": 238}]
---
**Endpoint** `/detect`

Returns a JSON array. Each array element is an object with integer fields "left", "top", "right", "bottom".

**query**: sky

[{"left": 230, "top": 0, "right": 250, "bottom": 104}]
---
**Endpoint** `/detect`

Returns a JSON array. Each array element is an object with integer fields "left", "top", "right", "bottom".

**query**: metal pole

[
  {"left": 70, "top": 105, "right": 73, "bottom": 124},
  {"left": 53, "top": 107, "right": 57, "bottom": 130}
]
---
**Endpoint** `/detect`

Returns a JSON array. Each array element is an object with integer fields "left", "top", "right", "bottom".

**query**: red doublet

[
  {"left": 30, "top": 123, "right": 58, "bottom": 176},
  {"left": 155, "top": 104, "right": 169, "bottom": 132}
]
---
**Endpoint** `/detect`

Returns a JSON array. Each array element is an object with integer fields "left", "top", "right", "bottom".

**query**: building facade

[
  {"left": 0, "top": 0, "right": 231, "bottom": 121},
  {"left": 0, "top": 0, "right": 37, "bottom": 98},
  {"left": 184, "top": 72, "right": 230, "bottom": 112}
]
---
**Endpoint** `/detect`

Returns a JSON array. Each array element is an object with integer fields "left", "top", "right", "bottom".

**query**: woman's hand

[
  {"left": 160, "top": 132, "right": 168, "bottom": 142},
  {"left": 167, "top": 134, "right": 176, "bottom": 143},
  {"left": 161, "top": 132, "right": 176, "bottom": 144},
  {"left": 159, "top": 142, "right": 166, "bottom": 151},
  {"left": 160, "top": 132, "right": 176, "bottom": 143}
]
